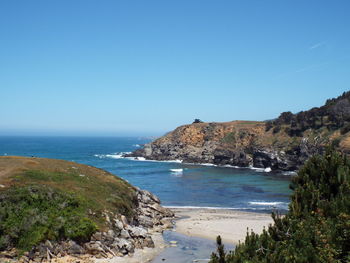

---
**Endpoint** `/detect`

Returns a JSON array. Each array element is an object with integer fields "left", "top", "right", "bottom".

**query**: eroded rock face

[
  {"left": 4, "top": 188, "right": 174, "bottom": 263},
  {"left": 126, "top": 121, "right": 325, "bottom": 171}
]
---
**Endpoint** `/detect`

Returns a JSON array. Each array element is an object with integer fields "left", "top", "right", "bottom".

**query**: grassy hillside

[{"left": 0, "top": 156, "right": 136, "bottom": 251}]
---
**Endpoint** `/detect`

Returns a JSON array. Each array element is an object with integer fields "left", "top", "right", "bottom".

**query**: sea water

[
  {"left": 152, "top": 230, "right": 234, "bottom": 263},
  {"left": 0, "top": 136, "right": 292, "bottom": 261},
  {"left": 0, "top": 136, "right": 291, "bottom": 212}
]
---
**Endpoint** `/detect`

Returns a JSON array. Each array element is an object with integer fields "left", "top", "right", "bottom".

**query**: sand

[{"left": 172, "top": 208, "right": 274, "bottom": 244}]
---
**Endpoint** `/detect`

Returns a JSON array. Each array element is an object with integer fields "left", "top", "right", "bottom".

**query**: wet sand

[{"left": 173, "top": 208, "right": 273, "bottom": 244}]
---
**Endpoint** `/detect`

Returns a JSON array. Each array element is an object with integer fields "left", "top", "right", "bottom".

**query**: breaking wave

[
  {"left": 170, "top": 168, "right": 184, "bottom": 177},
  {"left": 163, "top": 205, "right": 283, "bottom": 211},
  {"left": 248, "top": 201, "right": 289, "bottom": 210},
  {"left": 94, "top": 152, "right": 131, "bottom": 159}
]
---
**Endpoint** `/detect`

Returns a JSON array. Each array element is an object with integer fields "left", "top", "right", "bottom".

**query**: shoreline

[
  {"left": 93, "top": 208, "right": 274, "bottom": 262},
  {"left": 101, "top": 153, "right": 297, "bottom": 175},
  {"left": 172, "top": 208, "right": 274, "bottom": 244}
]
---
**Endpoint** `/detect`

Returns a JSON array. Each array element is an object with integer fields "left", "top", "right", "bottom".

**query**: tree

[
  {"left": 210, "top": 236, "right": 226, "bottom": 263},
  {"left": 210, "top": 147, "right": 350, "bottom": 263},
  {"left": 193, "top": 119, "right": 203, "bottom": 124}
]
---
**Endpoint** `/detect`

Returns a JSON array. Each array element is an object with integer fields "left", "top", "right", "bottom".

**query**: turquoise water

[{"left": 0, "top": 136, "right": 292, "bottom": 212}]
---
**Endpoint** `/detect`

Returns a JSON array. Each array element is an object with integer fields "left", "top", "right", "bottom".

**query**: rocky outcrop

[
  {"left": 127, "top": 92, "right": 350, "bottom": 171},
  {"left": 126, "top": 121, "right": 326, "bottom": 171},
  {"left": 1, "top": 188, "right": 174, "bottom": 263}
]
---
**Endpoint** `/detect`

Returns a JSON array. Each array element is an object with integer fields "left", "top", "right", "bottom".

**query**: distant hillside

[
  {"left": 0, "top": 157, "right": 173, "bottom": 262},
  {"left": 128, "top": 91, "right": 350, "bottom": 171}
]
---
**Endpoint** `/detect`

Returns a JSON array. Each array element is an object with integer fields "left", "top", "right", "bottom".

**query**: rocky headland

[
  {"left": 0, "top": 157, "right": 174, "bottom": 263},
  {"left": 127, "top": 91, "right": 350, "bottom": 171}
]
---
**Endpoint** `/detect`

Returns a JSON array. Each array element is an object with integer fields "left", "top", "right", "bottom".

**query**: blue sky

[{"left": 0, "top": 0, "right": 349, "bottom": 136}]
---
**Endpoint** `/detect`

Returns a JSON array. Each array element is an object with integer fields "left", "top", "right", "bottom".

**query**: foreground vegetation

[
  {"left": 210, "top": 148, "right": 350, "bottom": 263},
  {"left": 0, "top": 157, "right": 137, "bottom": 252},
  {"left": 0, "top": 185, "right": 97, "bottom": 251}
]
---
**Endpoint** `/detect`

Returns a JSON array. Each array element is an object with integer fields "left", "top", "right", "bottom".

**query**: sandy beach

[{"left": 172, "top": 208, "right": 274, "bottom": 244}]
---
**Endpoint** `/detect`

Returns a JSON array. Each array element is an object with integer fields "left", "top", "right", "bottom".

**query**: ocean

[{"left": 0, "top": 136, "right": 292, "bottom": 212}]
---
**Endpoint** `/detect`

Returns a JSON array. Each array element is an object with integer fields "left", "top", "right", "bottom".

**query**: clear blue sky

[{"left": 1, "top": 0, "right": 349, "bottom": 136}]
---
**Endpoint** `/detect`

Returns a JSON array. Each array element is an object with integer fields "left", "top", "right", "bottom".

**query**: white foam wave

[
  {"left": 170, "top": 168, "right": 183, "bottom": 177},
  {"left": 94, "top": 152, "right": 131, "bottom": 159},
  {"left": 264, "top": 167, "right": 272, "bottom": 172},
  {"left": 195, "top": 163, "right": 214, "bottom": 167},
  {"left": 182, "top": 162, "right": 275, "bottom": 172},
  {"left": 133, "top": 144, "right": 141, "bottom": 147},
  {"left": 164, "top": 205, "right": 274, "bottom": 211},
  {"left": 127, "top": 157, "right": 183, "bottom": 164},
  {"left": 249, "top": 166, "right": 266, "bottom": 172},
  {"left": 170, "top": 168, "right": 183, "bottom": 173},
  {"left": 283, "top": 171, "right": 297, "bottom": 176},
  {"left": 106, "top": 154, "right": 123, "bottom": 159},
  {"left": 249, "top": 201, "right": 286, "bottom": 206},
  {"left": 222, "top": 164, "right": 241, "bottom": 168},
  {"left": 160, "top": 159, "right": 183, "bottom": 163}
]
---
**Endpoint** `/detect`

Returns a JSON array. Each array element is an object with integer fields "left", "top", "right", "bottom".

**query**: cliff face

[{"left": 129, "top": 91, "right": 350, "bottom": 171}]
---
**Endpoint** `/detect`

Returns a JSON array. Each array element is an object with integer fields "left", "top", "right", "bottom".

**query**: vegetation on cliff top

[
  {"left": 210, "top": 147, "right": 350, "bottom": 263},
  {"left": 0, "top": 156, "right": 136, "bottom": 252},
  {"left": 266, "top": 91, "right": 350, "bottom": 145}
]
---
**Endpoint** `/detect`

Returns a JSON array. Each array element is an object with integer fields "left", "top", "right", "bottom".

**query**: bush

[
  {"left": 272, "top": 125, "right": 281, "bottom": 134},
  {"left": 340, "top": 122, "right": 350, "bottom": 135},
  {"left": 210, "top": 147, "right": 350, "bottom": 263},
  {"left": 193, "top": 119, "right": 203, "bottom": 124},
  {"left": 0, "top": 185, "right": 97, "bottom": 252},
  {"left": 221, "top": 132, "right": 236, "bottom": 144}
]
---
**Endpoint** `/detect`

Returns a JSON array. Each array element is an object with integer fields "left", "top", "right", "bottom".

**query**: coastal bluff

[
  {"left": 0, "top": 156, "right": 174, "bottom": 262},
  {"left": 128, "top": 91, "right": 350, "bottom": 171}
]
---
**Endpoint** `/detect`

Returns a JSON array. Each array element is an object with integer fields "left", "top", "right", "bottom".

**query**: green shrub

[
  {"left": 0, "top": 185, "right": 97, "bottom": 252},
  {"left": 210, "top": 147, "right": 350, "bottom": 263},
  {"left": 222, "top": 132, "right": 236, "bottom": 144}
]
